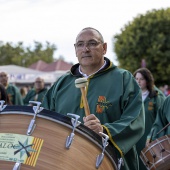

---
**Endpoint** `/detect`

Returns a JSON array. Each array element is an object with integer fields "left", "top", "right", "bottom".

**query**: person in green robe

[
  {"left": 0, "top": 71, "right": 23, "bottom": 105},
  {"left": 42, "top": 27, "right": 145, "bottom": 170},
  {"left": 147, "top": 95, "right": 170, "bottom": 142},
  {"left": 133, "top": 68, "right": 166, "bottom": 170},
  {"left": 0, "top": 83, "right": 12, "bottom": 105},
  {"left": 23, "top": 77, "right": 48, "bottom": 105}
]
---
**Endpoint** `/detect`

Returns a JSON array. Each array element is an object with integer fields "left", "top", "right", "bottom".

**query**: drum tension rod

[
  {"left": 160, "top": 142, "right": 165, "bottom": 152},
  {"left": 26, "top": 101, "right": 44, "bottom": 136},
  {"left": 0, "top": 100, "right": 7, "bottom": 112},
  {"left": 65, "top": 113, "right": 81, "bottom": 149},
  {"left": 96, "top": 132, "right": 109, "bottom": 169},
  {"left": 151, "top": 150, "right": 156, "bottom": 159}
]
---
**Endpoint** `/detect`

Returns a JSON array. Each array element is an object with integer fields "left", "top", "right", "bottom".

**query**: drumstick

[
  {"left": 75, "top": 77, "right": 90, "bottom": 117},
  {"left": 149, "top": 129, "right": 154, "bottom": 143},
  {"left": 157, "top": 122, "right": 170, "bottom": 135}
]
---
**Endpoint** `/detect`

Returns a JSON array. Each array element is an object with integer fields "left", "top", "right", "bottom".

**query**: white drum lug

[
  {"left": 26, "top": 101, "right": 43, "bottom": 135},
  {"left": 65, "top": 113, "right": 81, "bottom": 149},
  {"left": 118, "top": 157, "right": 124, "bottom": 170},
  {"left": 27, "top": 119, "right": 36, "bottom": 136},
  {"left": 13, "top": 162, "right": 21, "bottom": 170},
  {"left": 0, "top": 100, "right": 7, "bottom": 112},
  {"left": 96, "top": 132, "right": 109, "bottom": 169}
]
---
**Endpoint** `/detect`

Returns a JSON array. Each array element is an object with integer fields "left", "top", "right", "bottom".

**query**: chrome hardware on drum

[
  {"left": 0, "top": 105, "right": 118, "bottom": 170},
  {"left": 140, "top": 135, "right": 170, "bottom": 170}
]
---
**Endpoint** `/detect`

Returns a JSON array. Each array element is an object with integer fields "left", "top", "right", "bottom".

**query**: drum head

[{"left": 0, "top": 106, "right": 118, "bottom": 170}]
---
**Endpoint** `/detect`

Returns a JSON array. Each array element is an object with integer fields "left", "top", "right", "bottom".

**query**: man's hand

[{"left": 83, "top": 114, "right": 103, "bottom": 135}]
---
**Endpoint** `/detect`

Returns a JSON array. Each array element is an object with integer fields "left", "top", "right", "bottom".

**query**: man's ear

[{"left": 102, "top": 43, "right": 107, "bottom": 55}]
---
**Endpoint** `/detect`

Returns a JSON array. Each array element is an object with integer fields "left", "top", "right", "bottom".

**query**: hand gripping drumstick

[{"left": 75, "top": 78, "right": 90, "bottom": 117}]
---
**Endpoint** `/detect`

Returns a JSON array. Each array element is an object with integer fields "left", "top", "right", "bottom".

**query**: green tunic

[
  {"left": 6, "top": 84, "right": 23, "bottom": 105},
  {"left": 42, "top": 57, "right": 145, "bottom": 170},
  {"left": 148, "top": 95, "right": 170, "bottom": 141},
  {"left": 23, "top": 88, "right": 48, "bottom": 105},
  {"left": 136, "top": 90, "right": 165, "bottom": 170}
]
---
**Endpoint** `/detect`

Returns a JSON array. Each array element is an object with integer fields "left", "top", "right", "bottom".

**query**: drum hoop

[
  {"left": 143, "top": 135, "right": 170, "bottom": 155},
  {"left": 0, "top": 106, "right": 118, "bottom": 169}
]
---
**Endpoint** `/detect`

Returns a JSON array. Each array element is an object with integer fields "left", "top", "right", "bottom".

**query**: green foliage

[
  {"left": 0, "top": 41, "right": 57, "bottom": 67},
  {"left": 114, "top": 8, "right": 170, "bottom": 86}
]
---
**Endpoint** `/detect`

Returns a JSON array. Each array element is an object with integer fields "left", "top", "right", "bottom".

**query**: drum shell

[
  {"left": 0, "top": 106, "right": 118, "bottom": 170},
  {"left": 140, "top": 135, "right": 170, "bottom": 170}
]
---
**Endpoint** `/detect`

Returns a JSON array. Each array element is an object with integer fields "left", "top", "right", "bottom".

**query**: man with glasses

[
  {"left": 23, "top": 77, "right": 47, "bottom": 105},
  {"left": 0, "top": 71, "right": 23, "bottom": 105},
  {"left": 42, "top": 27, "right": 145, "bottom": 170}
]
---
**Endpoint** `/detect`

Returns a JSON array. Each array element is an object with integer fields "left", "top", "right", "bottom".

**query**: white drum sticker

[{"left": 0, "top": 133, "right": 43, "bottom": 167}]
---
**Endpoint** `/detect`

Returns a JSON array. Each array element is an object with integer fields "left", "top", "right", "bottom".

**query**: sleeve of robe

[
  {"left": 102, "top": 71, "right": 145, "bottom": 156},
  {"left": 42, "top": 79, "right": 62, "bottom": 111},
  {"left": 148, "top": 95, "right": 170, "bottom": 141}
]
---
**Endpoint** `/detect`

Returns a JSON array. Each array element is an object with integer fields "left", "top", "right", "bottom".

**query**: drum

[
  {"left": 140, "top": 135, "right": 170, "bottom": 170},
  {"left": 0, "top": 106, "right": 118, "bottom": 170}
]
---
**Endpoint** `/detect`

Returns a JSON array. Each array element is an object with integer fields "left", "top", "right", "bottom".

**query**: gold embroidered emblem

[
  {"left": 149, "top": 102, "right": 153, "bottom": 106},
  {"left": 148, "top": 102, "right": 154, "bottom": 110},
  {"left": 148, "top": 106, "right": 153, "bottom": 110},
  {"left": 96, "top": 96, "right": 112, "bottom": 113}
]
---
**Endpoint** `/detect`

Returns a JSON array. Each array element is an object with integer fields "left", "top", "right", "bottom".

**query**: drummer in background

[
  {"left": 133, "top": 68, "right": 166, "bottom": 170},
  {"left": 0, "top": 83, "right": 12, "bottom": 105},
  {"left": 147, "top": 95, "right": 170, "bottom": 144},
  {"left": 42, "top": 27, "right": 145, "bottom": 170},
  {"left": 23, "top": 77, "right": 48, "bottom": 106},
  {"left": 0, "top": 71, "right": 23, "bottom": 105}
]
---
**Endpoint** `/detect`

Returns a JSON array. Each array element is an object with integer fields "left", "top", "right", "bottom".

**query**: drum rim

[
  {"left": 0, "top": 105, "right": 118, "bottom": 169},
  {"left": 141, "top": 135, "right": 170, "bottom": 155}
]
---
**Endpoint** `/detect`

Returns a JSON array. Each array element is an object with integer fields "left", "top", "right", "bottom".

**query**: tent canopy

[{"left": 0, "top": 65, "right": 66, "bottom": 84}]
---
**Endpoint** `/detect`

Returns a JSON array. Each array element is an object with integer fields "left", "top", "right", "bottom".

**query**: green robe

[
  {"left": 136, "top": 90, "right": 165, "bottom": 170},
  {"left": 42, "top": 57, "right": 145, "bottom": 170},
  {"left": 23, "top": 88, "right": 48, "bottom": 105},
  {"left": 148, "top": 95, "right": 170, "bottom": 141},
  {"left": 6, "top": 84, "right": 23, "bottom": 105}
]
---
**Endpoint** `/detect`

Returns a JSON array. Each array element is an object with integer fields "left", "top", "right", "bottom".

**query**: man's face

[
  {"left": 34, "top": 78, "right": 44, "bottom": 91},
  {"left": 74, "top": 29, "right": 107, "bottom": 68},
  {"left": 0, "top": 72, "right": 8, "bottom": 87}
]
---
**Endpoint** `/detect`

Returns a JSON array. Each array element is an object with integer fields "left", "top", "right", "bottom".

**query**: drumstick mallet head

[{"left": 75, "top": 78, "right": 90, "bottom": 117}]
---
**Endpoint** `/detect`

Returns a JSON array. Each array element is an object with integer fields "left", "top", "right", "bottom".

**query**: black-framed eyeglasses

[{"left": 74, "top": 40, "right": 102, "bottom": 50}]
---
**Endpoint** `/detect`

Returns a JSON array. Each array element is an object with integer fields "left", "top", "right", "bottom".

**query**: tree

[
  {"left": 0, "top": 41, "right": 57, "bottom": 67},
  {"left": 114, "top": 8, "right": 170, "bottom": 86}
]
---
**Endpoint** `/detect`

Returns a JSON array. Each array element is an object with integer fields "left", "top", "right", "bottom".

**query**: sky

[{"left": 0, "top": 0, "right": 169, "bottom": 65}]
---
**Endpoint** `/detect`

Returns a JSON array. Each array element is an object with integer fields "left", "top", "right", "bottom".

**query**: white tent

[{"left": 0, "top": 65, "right": 66, "bottom": 86}]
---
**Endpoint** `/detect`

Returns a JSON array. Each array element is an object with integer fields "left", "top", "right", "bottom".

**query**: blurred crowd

[
  {"left": 0, "top": 70, "right": 170, "bottom": 107},
  {"left": 159, "top": 84, "right": 170, "bottom": 97},
  {"left": 0, "top": 71, "right": 47, "bottom": 106}
]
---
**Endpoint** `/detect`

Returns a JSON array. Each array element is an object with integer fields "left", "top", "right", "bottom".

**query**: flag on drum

[{"left": 0, "top": 133, "right": 44, "bottom": 167}]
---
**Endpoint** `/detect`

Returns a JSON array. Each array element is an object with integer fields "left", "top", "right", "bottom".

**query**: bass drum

[
  {"left": 140, "top": 135, "right": 170, "bottom": 170},
  {"left": 0, "top": 106, "right": 118, "bottom": 170}
]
